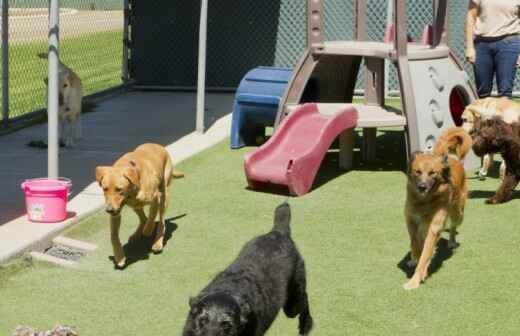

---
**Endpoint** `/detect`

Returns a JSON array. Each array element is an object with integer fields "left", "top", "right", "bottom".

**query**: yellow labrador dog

[
  {"left": 39, "top": 53, "right": 83, "bottom": 147},
  {"left": 96, "top": 143, "right": 184, "bottom": 268},
  {"left": 461, "top": 97, "right": 520, "bottom": 179}
]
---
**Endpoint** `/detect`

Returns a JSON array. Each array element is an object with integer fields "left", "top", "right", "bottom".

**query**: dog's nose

[
  {"left": 105, "top": 206, "right": 119, "bottom": 215},
  {"left": 417, "top": 183, "right": 428, "bottom": 193}
]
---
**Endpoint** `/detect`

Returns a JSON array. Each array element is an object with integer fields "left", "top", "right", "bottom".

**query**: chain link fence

[
  {"left": 1, "top": 0, "right": 519, "bottom": 125},
  {"left": 0, "top": 0, "right": 123, "bottom": 123},
  {"left": 129, "top": 0, "right": 519, "bottom": 95}
]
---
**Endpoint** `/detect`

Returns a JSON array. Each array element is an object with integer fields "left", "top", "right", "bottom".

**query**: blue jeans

[{"left": 473, "top": 35, "right": 520, "bottom": 98}]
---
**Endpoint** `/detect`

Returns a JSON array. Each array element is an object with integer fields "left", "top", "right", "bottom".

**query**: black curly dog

[
  {"left": 471, "top": 118, "right": 520, "bottom": 204},
  {"left": 182, "top": 202, "right": 313, "bottom": 336}
]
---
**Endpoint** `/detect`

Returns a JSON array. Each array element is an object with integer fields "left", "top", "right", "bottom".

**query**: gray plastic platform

[{"left": 317, "top": 41, "right": 450, "bottom": 61}]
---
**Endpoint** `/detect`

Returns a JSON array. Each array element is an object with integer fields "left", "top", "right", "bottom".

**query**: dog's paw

[
  {"left": 115, "top": 256, "right": 126, "bottom": 269},
  {"left": 151, "top": 241, "right": 164, "bottom": 254},
  {"left": 403, "top": 279, "right": 421, "bottom": 290},
  {"left": 112, "top": 252, "right": 126, "bottom": 269},
  {"left": 485, "top": 197, "right": 500, "bottom": 205}
]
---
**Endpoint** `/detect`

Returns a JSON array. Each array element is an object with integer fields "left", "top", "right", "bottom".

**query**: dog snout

[
  {"left": 105, "top": 205, "right": 120, "bottom": 216},
  {"left": 417, "top": 182, "right": 429, "bottom": 193}
]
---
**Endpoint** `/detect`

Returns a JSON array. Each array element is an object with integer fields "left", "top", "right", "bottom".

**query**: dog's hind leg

[
  {"left": 129, "top": 207, "right": 148, "bottom": 242},
  {"left": 284, "top": 259, "right": 313, "bottom": 335},
  {"left": 499, "top": 161, "right": 506, "bottom": 180},
  {"left": 448, "top": 208, "right": 463, "bottom": 249},
  {"left": 151, "top": 190, "right": 167, "bottom": 253},
  {"left": 478, "top": 154, "right": 492, "bottom": 179},
  {"left": 74, "top": 114, "right": 82, "bottom": 140},
  {"left": 487, "top": 172, "right": 519, "bottom": 204}
]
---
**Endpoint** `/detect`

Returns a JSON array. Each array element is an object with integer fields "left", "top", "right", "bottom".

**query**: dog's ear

[
  {"left": 407, "top": 151, "right": 422, "bottom": 174},
  {"left": 123, "top": 164, "right": 140, "bottom": 188},
  {"left": 95, "top": 166, "right": 109, "bottom": 186},
  {"left": 409, "top": 151, "right": 423, "bottom": 162}
]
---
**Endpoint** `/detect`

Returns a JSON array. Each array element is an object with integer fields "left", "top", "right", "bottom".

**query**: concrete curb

[{"left": 0, "top": 114, "right": 231, "bottom": 265}]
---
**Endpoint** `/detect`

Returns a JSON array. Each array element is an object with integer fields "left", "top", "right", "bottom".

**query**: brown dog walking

[
  {"left": 96, "top": 143, "right": 184, "bottom": 268},
  {"left": 403, "top": 127, "right": 471, "bottom": 290}
]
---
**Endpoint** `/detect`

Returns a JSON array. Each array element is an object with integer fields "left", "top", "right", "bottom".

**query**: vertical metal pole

[
  {"left": 306, "top": 0, "right": 324, "bottom": 48},
  {"left": 121, "top": 0, "right": 129, "bottom": 83},
  {"left": 48, "top": 0, "right": 60, "bottom": 178},
  {"left": 355, "top": 0, "right": 367, "bottom": 41},
  {"left": 384, "top": 0, "right": 393, "bottom": 98},
  {"left": 432, "top": 0, "right": 447, "bottom": 48},
  {"left": 1, "top": 0, "right": 8, "bottom": 128},
  {"left": 393, "top": 0, "right": 407, "bottom": 57},
  {"left": 196, "top": 0, "right": 208, "bottom": 134}
]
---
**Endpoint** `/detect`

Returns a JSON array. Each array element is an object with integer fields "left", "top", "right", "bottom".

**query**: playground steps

[
  {"left": 288, "top": 103, "right": 406, "bottom": 163},
  {"left": 314, "top": 41, "right": 450, "bottom": 60},
  {"left": 287, "top": 103, "right": 407, "bottom": 128}
]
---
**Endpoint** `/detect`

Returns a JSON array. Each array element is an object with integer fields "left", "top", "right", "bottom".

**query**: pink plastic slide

[{"left": 244, "top": 103, "right": 358, "bottom": 196}]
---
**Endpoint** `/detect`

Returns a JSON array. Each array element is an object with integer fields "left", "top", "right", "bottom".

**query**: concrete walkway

[{"left": 0, "top": 91, "right": 234, "bottom": 264}]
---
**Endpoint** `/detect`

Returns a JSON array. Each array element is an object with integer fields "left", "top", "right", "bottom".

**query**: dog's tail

[
  {"left": 272, "top": 201, "right": 291, "bottom": 236},
  {"left": 432, "top": 127, "right": 472, "bottom": 160},
  {"left": 172, "top": 170, "right": 185, "bottom": 178}
]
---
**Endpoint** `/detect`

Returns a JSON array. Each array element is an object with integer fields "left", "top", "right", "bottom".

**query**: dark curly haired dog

[
  {"left": 471, "top": 118, "right": 520, "bottom": 204},
  {"left": 182, "top": 202, "right": 313, "bottom": 336}
]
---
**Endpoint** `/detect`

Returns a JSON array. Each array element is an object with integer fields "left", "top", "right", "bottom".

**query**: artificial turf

[{"left": 1, "top": 134, "right": 519, "bottom": 335}]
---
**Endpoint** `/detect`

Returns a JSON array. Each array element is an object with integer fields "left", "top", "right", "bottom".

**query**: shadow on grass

[
  {"left": 468, "top": 189, "right": 520, "bottom": 201},
  {"left": 110, "top": 213, "right": 186, "bottom": 270},
  {"left": 397, "top": 238, "right": 456, "bottom": 279}
]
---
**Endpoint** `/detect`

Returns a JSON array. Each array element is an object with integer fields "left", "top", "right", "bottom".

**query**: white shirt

[{"left": 472, "top": 0, "right": 520, "bottom": 37}]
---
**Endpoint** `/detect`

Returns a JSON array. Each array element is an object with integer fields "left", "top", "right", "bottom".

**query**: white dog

[
  {"left": 461, "top": 97, "right": 520, "bottom": 179},
  {"left": 39, "top": 53, "right": 83, "bottom": 147}
]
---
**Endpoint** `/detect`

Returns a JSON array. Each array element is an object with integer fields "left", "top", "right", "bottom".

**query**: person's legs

[
  {"left": 495, "top": 36, "right": 520, "bottom": 98},
  {"left": 473, "top": 41, "right": 495, "bottom": 98}
]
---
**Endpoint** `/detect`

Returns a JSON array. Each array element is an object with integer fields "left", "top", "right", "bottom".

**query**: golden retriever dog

[
  {"left": 39, "top": 52, "right": 83, "bottom": 147},
  {"left": 461, "top": 97, "right": 520, "bottom": 179},
  {"left": 96, "top": 143, "right": 184, "bottom": 268},
  {"left": 403, "top": 127, "right": 471, "bottom": 290}
]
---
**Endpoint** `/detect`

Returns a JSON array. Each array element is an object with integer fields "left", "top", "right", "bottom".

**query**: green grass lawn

[
  {"left": 1, "top": 136, "right": 520, "bottom": 335},
  {"left": 2, "top": 30, "right": 122, "bottom": 120}
]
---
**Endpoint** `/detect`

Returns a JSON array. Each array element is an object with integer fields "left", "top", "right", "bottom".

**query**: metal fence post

[
  {"left": 196, "top": 0, "right": 208, "bottom": 134},
  {"left": 48, "top": 0, "right": 60, "bottom": 178},
  {"left": 384, "top": 0, "right": 393, "bottom": 97},
  {"left": 121, "top": 0, "right": 130, "bottom": 83},
  {"left": 1, "top": 0, "right": 9, "bottom": 127}
]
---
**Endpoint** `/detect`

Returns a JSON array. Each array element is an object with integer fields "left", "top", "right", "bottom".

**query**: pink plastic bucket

[{"left": 21, "top": 178, "right": 72, "bottom": 223}]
